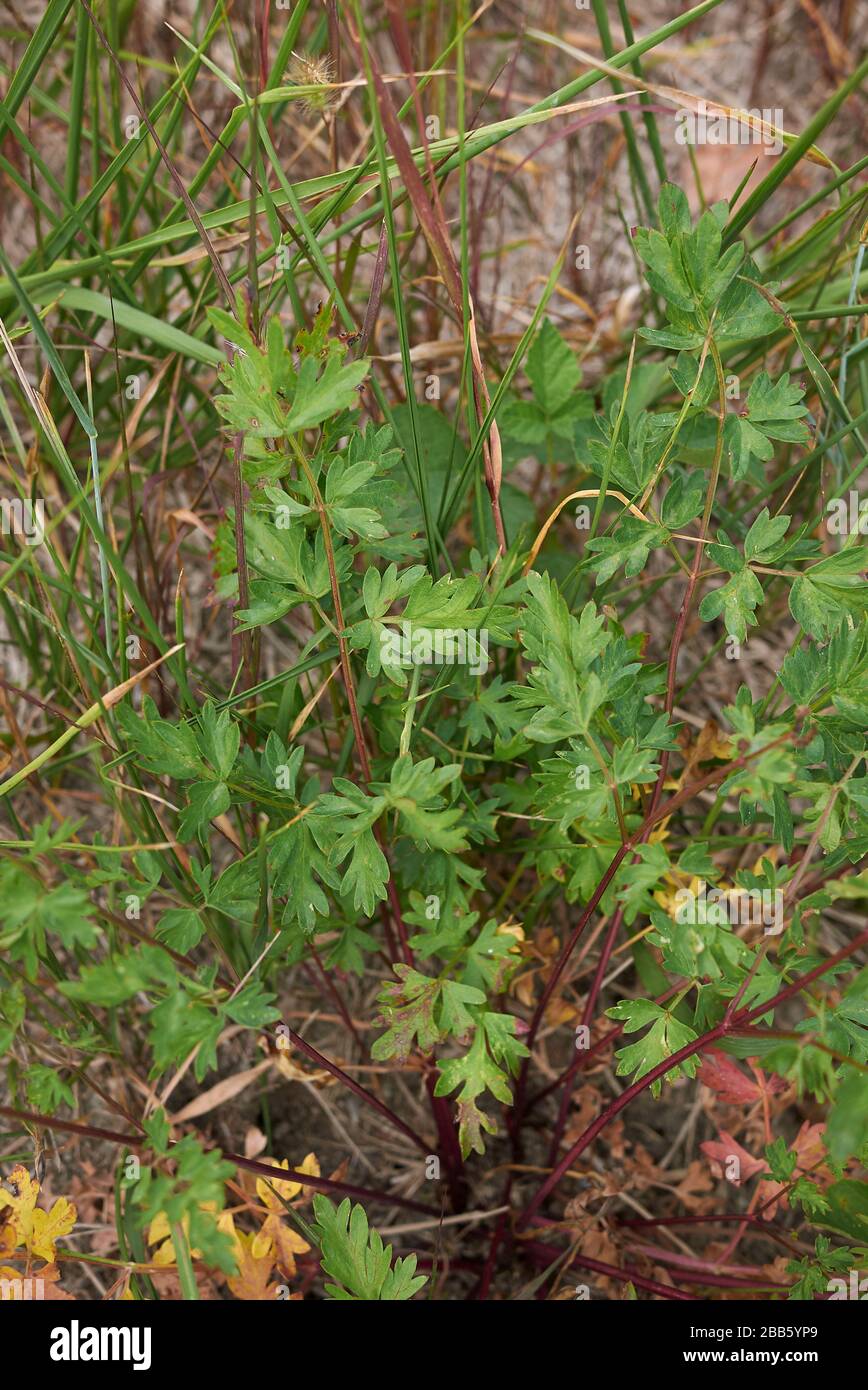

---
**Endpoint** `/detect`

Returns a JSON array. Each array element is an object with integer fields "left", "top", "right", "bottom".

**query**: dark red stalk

[
  {"left": 617, "top": 1211, "right": 785, "bottom": 1229},
  {"left": 529, "top": 983, "right": 684, "bottom": 1113},
  {"left": 519, "top": 927, "right": 868, "bottom": 1226},
  {"left": 667, "top": 1272, "right": 786, "bottom": 1290},
  {"left": 523, "top": 1239, "right": 697, "bottom": 1301},
  {"left": 283, "top": 1024, "right": 429, "bottom": 1153},
  {"left": 547, "top": 902, "right": 626, "bottom": 1164},
  {"left": 512, "top": 726, "right": 799, "bottom": 1128},
  {"left": 304, "top": 948, "right": 366, "bottom": 1053},
  {"left": 512, "top": 844, "right": 630, "bottom": 1125},
  {"left": 0, "top": 1104, "right": 440, "bottom": 1217}
]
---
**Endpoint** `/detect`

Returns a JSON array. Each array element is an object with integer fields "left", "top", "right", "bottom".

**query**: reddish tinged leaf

[
  {"left": 697, "top": 1048, "right": 785, "bottom": 1104},
  {"left": 700, "top": 1131, "right": 766, "bottom": 1185}
]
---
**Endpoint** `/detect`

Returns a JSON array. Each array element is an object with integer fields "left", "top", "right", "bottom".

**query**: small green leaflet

[
  {"left": 313, "top": 1195, "right": 427, "bottom": 1301},
  {"left": 606, "top": 998, "right": 699, "bottom": 1098}
]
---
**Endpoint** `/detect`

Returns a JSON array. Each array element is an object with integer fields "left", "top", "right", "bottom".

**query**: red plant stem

[
  {"left": 305, "top": 948, "right": 366, "bottom": 1054},
  {"left": 631, "top": 1243, "right": 789, "bottom": 1284},
  {"left": 617, "top": 1211, "right": 783, "bottom": 1228},
  {"left": 667, "top": 1271, "right": 785, "bottom": 1290},
  {"left": 621, "top": 1209, "right": 804, "bottom": 1259},
  {"left": 0, "top": 1104, "right": 440, "bottom": 1217},
  {"left": 527, "top": 982, "right": 685, "bottom": 1114},
  {"left": 547, "top": 903, "right": 626, "bottom": 1165},
  {"left": 519, "top": 927, "right": 868, "bottom": 1226},
  {"left": 383, "top": 869, "right": 413, "bottom": 966},
  {"left": 284, "top": 1024, "right": 429, "bottom": 1154},
  {"left": 523, "top": 1239, "right": 697, "bottom": 1301},
  {"left": 512, "top": 844, "right": 630, "bottom": 1123},
  {"left": 476, "top": 1201, "right": 510, "bottom": 1299},
  {"left": 511, "top": 727, "right": 799, "bottom": 1127},
  {"left": 426, "top": 1071, "right": 467, "bottom": 1212}
]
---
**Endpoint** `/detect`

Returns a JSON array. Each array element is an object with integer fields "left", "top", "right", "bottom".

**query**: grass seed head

[{"left": 288, "top": 51, "right": 338, "bottom": 114}]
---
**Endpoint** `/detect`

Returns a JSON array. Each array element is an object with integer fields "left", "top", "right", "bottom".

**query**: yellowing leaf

[
  {"left": 0, "top": 1166, "right": 39, "bottom": 1249},
  {"left": 222, "top": 1217, "right": 281, "bottom": 1301},
  {"left": 273, "top": 1051, "right": 332, "bottom": 1084},
  {"left": 35, "top": 1263, "right": 75, "bottom": 1301},
  {"left": 0, "top": 1261, "right": 74, "bottom": 1300},
  {"left": 0, "top": 1264, "right": 25, "bottom": 1295},
  {"left": 148, "top": 1202, "right": 218, "bottom": 1265},
  {"left": 255, "top": 1153, "right": 320, "bottom": 1211},
  {"left": 29, "top": 1197, "right": 76, "bottom": 1263},
  {"left": 262, "top": 1214, "right": 309, "bottom": 1276},
  {"left": 0, "top": 1221, "right": 17, "bottom": 1260}
]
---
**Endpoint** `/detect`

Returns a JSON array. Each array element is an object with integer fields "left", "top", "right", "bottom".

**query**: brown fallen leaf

[
  {"left": 700, "top": 1131, "right": 767, "bottom": 1186},
  {"left": 222, "top": 1219, "right": 283, "bottom": 1301},
  {"left": 170, "top": 1059, "right": 273, "bottom": 1123}
]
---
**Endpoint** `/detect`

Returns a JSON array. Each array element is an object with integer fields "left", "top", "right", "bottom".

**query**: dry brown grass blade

[
  {"left": 527, "top": 29, "right": 838, "bottom": 169},
  {"left": 344, "top": 4, "right": 507, "bottom": 551},
  {"left": 79, "top": 0, "right": 237, "bottom": 308}
]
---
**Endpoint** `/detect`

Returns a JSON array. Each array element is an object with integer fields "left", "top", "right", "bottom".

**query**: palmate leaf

[
  {"left": 648, "top": 907, "right": 749, "bottom": 982},
  {"left": 699, "top": 564, "right": 764, "bottom": 642},
  {"left": 177, "top": 780, "right": 231, "bottom": 841},
  {"left": 459, "top": 674, "right": 524, "bottom": 746},
  {"left": 1, "top": 870, "right": 100, "bottom": 978},
  {"left": 337, "top": 826, "right": 390, "bottom": 915},
  {"left": 789, "top": 547, "right": 868, "bottom": 639},
  {"left": 130, "top": 1132, "right": 237, "bottom": 1276},
  {"left": 315, "top": 782, "right": 389, "bottom": 916},
  {"left": 826, "top": 1071, "right": 868, "bottom": 1163},
  {"left": 401, "top": 571, "right": 511, "bottom": 633},
  {"left": 586, "top": 517, "right": 668, "bottom": 585},
  {"left": 243, "top": 510, "right": 341, "bottom": 597},
  {"left": 24, "top": 1063, "right": 73, "bottom": 1114},
  {"left": 269, "top": 815, "right": 341, "bottom": 937},
  {"left": 431, "top": 1011, "right": 528, "bottom": 1158},
  {"left": 511, "top": 570, "right": 615, "bottom": 741},
  {"left": 743, "top": 371, "right": 810, "bottom": 429},
  {"left": 606, "top": 999, "right": 700, "bottom": 1098},
  {"left": 157, "top": 907, "right": 204, "bottom": 953},
  {"left": 325, "top": 923, "right": 378, "bottom": 975},
  {"left": 307, "top": 443, "right": 397, "bottom": 542},
  {"left": 743, "top": 507, "right": 792, "bottom": 563},
  {"left": 371, "top": 966, "right": 442, "bottom": 1061},
  {"left": 223, "top": 980, "right": 281, "bottom": 1028},
  {"left": 612, "top": 841, "right": 671, "bottom": 924},
  {"left": 312, "top": 1196, "right": 426, "bottom": 1301},
  {"left": 148, "top": 988, "right": 224, "bottom": 1083},
  {"left": 726, "top": 373, "right": 810, "bottom": 480},
  {"left": 500, "top": 319, "right": 593, "bottom": 443},
  {"left": 117, "top": 698, "right": 243, "bottom": 843},
  {"left": 527, "top": 318, "right": 582, "bottom": 416},
  {"left": 380, "top": 755, "right": 468, "bottom": 853},
  {"left": 284, "top": 352, "right": 369, "bottom": 433},
  {"left": 434, "top": 1027, "right": 513, "bottom": 1157},
  {"left": 60, "top": 945, "right": 177, "bottom": 1009},
  {"left": 371, "top": 966, "right": 485, "bottom": 1062},
  {"left": 116, "top": 697, "right": 207, "bottom": 781},
  {"left": 210, "top": 314, "right": 368, "bottom": 441}
]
